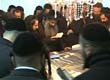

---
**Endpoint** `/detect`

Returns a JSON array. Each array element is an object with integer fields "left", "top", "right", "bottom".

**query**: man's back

[
  {"left": 1, "top": 32, "right": 51, "bottom": 80},
  {"left": 0, "top": 37, "right": 13, "bottom": 78},
  {"left": 2, "top": 69, "right": 46, "bottom": 80},
  {"left": 74, "top": 23, "right": 110, "bottom": 80},
  {"left": 74, "top": 54, "right": 110, "bottom": 80}
]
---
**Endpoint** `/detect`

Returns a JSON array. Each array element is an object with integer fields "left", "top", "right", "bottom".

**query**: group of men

[{"left": 0, "top": 2, "right": 110, "bottom": 80}]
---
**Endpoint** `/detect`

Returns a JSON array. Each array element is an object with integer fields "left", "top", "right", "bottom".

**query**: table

[{"left": 50, "top": 44, "right": 85, "bottom": 80}]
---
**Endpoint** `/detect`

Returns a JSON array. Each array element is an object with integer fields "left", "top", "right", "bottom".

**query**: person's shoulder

[
  {"left": 0, "top": 75, "right": 45, "bottom": 80},
  {"left": 73, "top": 74, "right": 86, "bottom": 80},
  {"left": 0, "top": 37, "right": 12, "bottom": 47}
]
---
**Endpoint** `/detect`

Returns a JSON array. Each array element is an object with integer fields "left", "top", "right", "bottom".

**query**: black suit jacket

[
  {"left": 73, "top": 65, "right": 110, "bottom": 80},
  {"left": 0, "top": 37, "right": 13, "bottom": 78},
  {"left": 1, "top": 69, "right": 46, "bottom": 80},
  {"left": 73, "top": 53, "right": 110, "bottom": 80}
]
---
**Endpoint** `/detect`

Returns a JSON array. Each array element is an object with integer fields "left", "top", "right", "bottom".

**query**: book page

[{"left": 51, "top": 32, "right": 64, "bottom": 39}]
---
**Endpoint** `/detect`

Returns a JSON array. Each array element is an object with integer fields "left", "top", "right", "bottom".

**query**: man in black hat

[
  {"left": 1, "top": 32, "right": 51, "bottom": 80},
  {"left": 73, "top": 23, "right": 110, "bottom": 80}
]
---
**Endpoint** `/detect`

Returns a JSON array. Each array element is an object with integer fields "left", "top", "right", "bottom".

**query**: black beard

[
  {"left": 102, "top": 22, "right": 109, "bottom": 26},
  {"left": 102, "top": 22, "right": 109, "bottom": 27},
  {"left": 101, "top": 22, "right": 110, "bottom": 30}
]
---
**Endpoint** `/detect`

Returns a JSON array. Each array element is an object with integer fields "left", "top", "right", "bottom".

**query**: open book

[{"left": 51, "top": 32, "right": 64, "bottom": 39}]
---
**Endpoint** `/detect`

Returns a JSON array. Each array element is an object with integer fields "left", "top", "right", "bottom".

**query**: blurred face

[
  {"left": 49, "top": 20, "right": 56, "bottom": 27},
  {"left": 35, "top": 10, "right": 42, "bottom": 15},
  {"left": 32, "top": 20, "right": 39, "bottom": 30},
  {"left": 82, "top": 4, "right": 88, "bottom": 13},
  {"left": 44, "top": 9, "right": 50, "bottom": 14},
  {"left": 100, "top": 14, "right": 108, "bottom": 22},
  {"left": 10, "top": 8, "right": 15, "bottom": 14},
  {"left": 93, "top": 7, "right": 101, "bottom": 15},
  {"left": 14, "top": 11, "right": 22, "bottom": 18}
]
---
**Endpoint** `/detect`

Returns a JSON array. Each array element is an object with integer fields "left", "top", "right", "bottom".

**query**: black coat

[
  {"left": 1, "top": 69, "right": 47, "bottom": 80},
  {"left": 73, "top": 52, "right": 110, "bottom": 80},
  {"left": 0, "top": 37, "right": 13, "bottom": 78}
]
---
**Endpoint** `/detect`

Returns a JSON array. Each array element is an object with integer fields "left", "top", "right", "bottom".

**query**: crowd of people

[
  {"left": 0, "top": 3, "right": 110, "bottom": 49},
  {"left": 0, "top": 2, "right": 110, "bottom": 80}
]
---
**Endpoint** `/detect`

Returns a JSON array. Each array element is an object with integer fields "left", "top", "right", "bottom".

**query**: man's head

[
  {"left": 100, "top": 14, "right": 109, "bottom": 22},
  {"left": 79, "top": 23, "right": 110, "bottom": 68},
  {"left": 13, "top": 6, "right": 24, "bottom": 19},
  {"left": 13, "top": 32, "right": 44, "bottom": 57},
  {"left": 13, "top": 32, "right": 51, "bottom": 78},
  {"left": 82, "top": 3, "right": 88, "bottom": 13},
  {"left": 3, "top": 18, "right": 26, "bottom": 42},
  {"left": 44, "top": 3, "right": 52, "bottom": 14},
  {"left": 93, "top": 3, "right": 103, "bottom": 15},
  {"left": 47, "top": 16, "right": 57, "bottom": 27},
  {"left": 100, "top": 7, "right": 110, "bottom": 24},
  {"left": 25, "top": 15, "right": 39, "bottom": 31},
  {"left": 7, "top": 5, "right": 16, "bottom": 13},
  {"left": 34, "top": 6, "right": 43, "bottom": 16},
  {"left": 13, "top": 32, "right": 47, "bottom": 68}
]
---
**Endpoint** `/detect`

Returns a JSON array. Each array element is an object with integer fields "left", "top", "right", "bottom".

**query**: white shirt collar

[{"left": 15, "top": 66, "right": 40, "bottom": 72}]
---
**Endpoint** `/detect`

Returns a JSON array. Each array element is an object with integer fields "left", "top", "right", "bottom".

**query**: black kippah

[
  {"left": 81, "top": 23, "right": 110, "bottom": 42},
  {"left": 13, "top": 32, "right": 44, "bottom": 57}
]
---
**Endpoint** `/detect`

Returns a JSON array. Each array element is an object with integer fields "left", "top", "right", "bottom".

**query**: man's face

[
  {"left": 35, "top": 10, "right": 42, "bottom": 16},
  {"left": 100, "top": 14, "right": 108, "bottom": 22},
  {"left": 14, "top": 11, "right": 22, "bottom": 18},
  {"left": 49, "top": 20, "right": 56, "bottom": 27},
  {"left": 44, "top": 9, "right": 50, "bottom": 14},
  {"left": 83, "top": 4, "right": 88, "bottom": 13},
  {"left": 93, "top": 7, "right": 101, "bottom": 15},
  {"left": 33, "top": 20, "right": 39, "bottom": 30}
]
